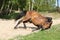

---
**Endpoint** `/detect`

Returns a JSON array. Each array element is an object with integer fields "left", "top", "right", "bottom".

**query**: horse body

[{"left": 14, "top": 10, "right": 52, "bottom": 31}]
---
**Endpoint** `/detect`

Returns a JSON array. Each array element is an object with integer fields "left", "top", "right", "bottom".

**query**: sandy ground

[{"left": 0, "top": 18, "right": 60, "bottom": 40}]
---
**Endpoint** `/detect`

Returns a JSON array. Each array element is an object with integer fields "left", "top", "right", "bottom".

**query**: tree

[
  {"left": 0, "top": 0, "right": 56, "bottom": 12},
  {"left": 33, "top": 0, "right": 56, "bottom": 11}
]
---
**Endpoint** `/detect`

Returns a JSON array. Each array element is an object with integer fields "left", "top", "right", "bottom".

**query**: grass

[{"left": 9, "top": 24, "right": 60, "bottom": 40}]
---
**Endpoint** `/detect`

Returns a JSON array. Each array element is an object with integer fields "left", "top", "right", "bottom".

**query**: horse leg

[
  {"left": 37, "top": 25, "right": 42, "bottom": 30},
  {"left": 41, "top": 27, "right": 45, "bottom": 31},
  {"left": 14, "top": 20, "right": 22, "bottom": 29},
  {"left": 41, "top": 21, "right": 52, "bottom": 31},
  {"left": 23, "top": 22, "right": 27, "bottom": 29},
  {"left": 32, "top": 25, "right": 42, "bottom": 32},
  {"left": 39, "top": 25, "right": 47, "bottom": 31},
  {"left": 36, "top": 25, "right": 42, "bottom": 30},
  {"left": 41, "top": 26, "right": 49, "bottom": 31},
  {"left": 41, "top": 26, "right": 50, "bottom": 31}
]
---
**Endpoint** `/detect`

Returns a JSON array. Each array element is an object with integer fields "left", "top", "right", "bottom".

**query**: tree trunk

[{"left": 0, "top": 0, "right": 5, "bottom": 11}]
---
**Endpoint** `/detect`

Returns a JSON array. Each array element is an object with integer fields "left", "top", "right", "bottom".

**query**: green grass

[{"left": 9, "top": 24, "right": 60, "bottom": 40}]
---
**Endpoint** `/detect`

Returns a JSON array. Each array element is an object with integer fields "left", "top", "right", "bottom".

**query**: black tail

[
  {"left": 46, "top": 17, "right": 52, "bottom": 22},
  {"left": 15, "top": 10, "right": 27, "bottom": 21}
]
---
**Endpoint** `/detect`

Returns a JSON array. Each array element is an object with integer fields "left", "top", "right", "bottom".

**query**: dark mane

[{"left": 15, "top": 10, "right": 27, "bottom": 21}]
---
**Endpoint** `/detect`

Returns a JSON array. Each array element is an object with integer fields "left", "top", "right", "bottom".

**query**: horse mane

[{"left": 15, "top": 10, "right": 27, "bottom": 21}]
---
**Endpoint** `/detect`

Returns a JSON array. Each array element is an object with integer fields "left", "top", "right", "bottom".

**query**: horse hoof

[
  {"left": 14, "top": 27, "right": 17, "bottom": 29},
  {"left": 32, "top": 30, "right": 35, "bottom": 32},
  {"left": 24, "top": 28, "right": 27, "bottom": 29},
  {"left": 24, "top": 27, "right": 27, "bottom": 29},
  {"left": 41, "top": 29, "right": 44, "bottom": 31}
]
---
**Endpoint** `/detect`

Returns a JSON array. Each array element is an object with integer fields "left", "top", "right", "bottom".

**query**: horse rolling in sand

[{"left": 14, "top": 10, "right": 53, "bottom": 31}]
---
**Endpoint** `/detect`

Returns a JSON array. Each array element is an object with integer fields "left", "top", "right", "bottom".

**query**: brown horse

[{"left": 14, "top": 10, "right": 52, "bottom": 31}]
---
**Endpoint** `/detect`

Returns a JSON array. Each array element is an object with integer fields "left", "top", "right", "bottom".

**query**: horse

[{"left": 14, "top": 10, "right": 52, "bottom": 31}]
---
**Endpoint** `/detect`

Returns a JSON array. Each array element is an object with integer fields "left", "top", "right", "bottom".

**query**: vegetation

[
  {"left": 0, "top": 0, "right": 60, "bottom": 19},
  {"left": 0, "top": 13, "right": 19, "bottom": 19},
  {"left": 0, "top": 0, "right": 58, "bottom": 11}
]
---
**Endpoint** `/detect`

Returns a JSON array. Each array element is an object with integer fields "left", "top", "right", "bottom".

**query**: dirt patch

[{"left": 0, "top": 18, "right": 60, "bottom": 40}]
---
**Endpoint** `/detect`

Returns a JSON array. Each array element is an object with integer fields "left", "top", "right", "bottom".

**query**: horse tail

[{"left": 15, "top": 10, "right": 27, "bottom": 21}]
